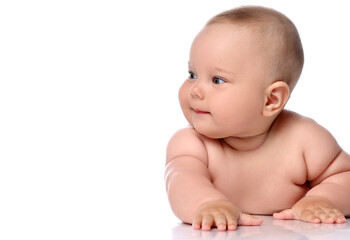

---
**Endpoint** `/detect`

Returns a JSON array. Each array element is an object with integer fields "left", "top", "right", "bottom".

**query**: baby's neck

[
  {"left": 222, "top": 115, "right": 281, "bottom": 151},
  {"left": 222, "top": 131, "right": 270, "bottom": 151}
]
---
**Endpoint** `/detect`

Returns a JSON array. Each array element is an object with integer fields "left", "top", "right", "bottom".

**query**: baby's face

[{"left": 179, "top": 23, "right": 272, "bottom": 138}]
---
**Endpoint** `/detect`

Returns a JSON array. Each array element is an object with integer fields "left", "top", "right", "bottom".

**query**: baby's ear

[{"left": 263, "top": 81, "right": 290, "bottom": 117}]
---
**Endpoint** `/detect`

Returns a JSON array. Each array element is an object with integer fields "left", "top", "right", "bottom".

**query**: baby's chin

[{"left": 192, "top": 124, "right": 225, "bottom": 139}]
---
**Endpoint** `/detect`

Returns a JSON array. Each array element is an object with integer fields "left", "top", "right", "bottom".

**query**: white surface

[
  {"left": 171, "top": 216, "right": 350, "bottom": 240},
  {"left": 1, "top": 0, "right": 350, "bottom": 239}
]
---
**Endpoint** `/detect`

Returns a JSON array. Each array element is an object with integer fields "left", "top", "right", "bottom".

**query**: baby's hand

[
  {"left": 273, "top": 196, "right": 347, "bottom": 224},
  {"left": 192, "top": 200, "right": 263, "bottom": 231}
]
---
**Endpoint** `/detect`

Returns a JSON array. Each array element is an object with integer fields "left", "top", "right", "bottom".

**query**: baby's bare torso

[{"left": 199, "top": 111, "right": 309, "bottom": 214}]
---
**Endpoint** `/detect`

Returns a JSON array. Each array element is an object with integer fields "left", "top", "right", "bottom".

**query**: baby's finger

[
  {"left": 192, "top": 214, "right": 203, "bottom": 230},
  {"left": 335, "top": 216, "right": 347, "bottom": 224},
  {"left": 300, "top": 209, "right": 321, "bottom": 223},
  {"left": 225, "top": 213, "right": 238, "bottom": 231},
  {"left": 214, "top": 213, "right": 227, "bottom": 231},
  {"left": 238, "top": 213, "right": 263, "bottom": 226},
  {"left": 328, "top": 209, "right": 347, "bottom": 223},
  {"left": 318, "top": 210, "right": 347, "bottom": 224},
  {"left": 273, "top": 208, "right": 297, "bottom": 220},
  {"left": 202, "top": 214, "right": 215, "bottom": 231}
]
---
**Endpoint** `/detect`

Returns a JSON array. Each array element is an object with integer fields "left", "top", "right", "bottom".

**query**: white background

[{"left": 1, "top": 0, "right": 349, "bottom": 239}]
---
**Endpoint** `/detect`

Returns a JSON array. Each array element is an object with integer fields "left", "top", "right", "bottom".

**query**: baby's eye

[
  {"left": 188, "top": 71, "right": 197, "bottom": 79},
  {"left": 213, "top": 77, "right": 225, "bottom": 84}
]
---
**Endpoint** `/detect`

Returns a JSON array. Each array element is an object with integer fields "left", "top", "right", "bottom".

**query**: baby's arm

[
  {"left": 274, "top": 119, "right": 350, "bottom": 223},
  {"left": 165, "top": 128, "right": 262, "bottom": 230}
]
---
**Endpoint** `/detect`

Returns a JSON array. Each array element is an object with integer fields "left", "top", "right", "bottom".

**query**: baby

[{"left": 165, "top": 6, "right": 350, "bottom": 231}]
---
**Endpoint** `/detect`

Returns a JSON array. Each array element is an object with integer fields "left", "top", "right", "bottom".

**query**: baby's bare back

[{"left": 200, "top": 111, "right": 310, "bottom": 214}]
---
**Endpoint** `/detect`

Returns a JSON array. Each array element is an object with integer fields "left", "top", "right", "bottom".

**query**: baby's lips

[{"left": 193, "top": 109, "right": 210, "bottom": 114}]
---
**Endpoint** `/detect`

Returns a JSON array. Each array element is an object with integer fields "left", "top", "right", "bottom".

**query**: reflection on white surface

[{"left": 171, "top": 216, "right": 350, "bottom": 240}]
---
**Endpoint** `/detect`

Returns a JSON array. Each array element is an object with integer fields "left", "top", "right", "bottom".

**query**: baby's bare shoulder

[
  {"left": 277, "top": 110, "right": 310, "bottom": 127},
  {"left": 278, "top": 110, "right": 338, "bottom": 149},
  {"left": 284, "top": 111, "right": 338, "bottom": 148},
  {"left": 277, "top": 110, "right": 330, "bottom": 137},
  {"left": 166, "top": 127, "right": 209, "bottom": 166},
  {"left": 280, "top": 110, "right": 342, "bottom": 180}
]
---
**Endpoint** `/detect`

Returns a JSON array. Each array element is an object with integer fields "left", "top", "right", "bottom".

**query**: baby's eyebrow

[
  {"left": 213, "top": 66, "right": 235, "bottom": 76},
  {"left": 188, "top": 62, "right": 194, "bottom": 70},
  {"left": 187, "top": 62, "right": 235, "bottom": 76}
]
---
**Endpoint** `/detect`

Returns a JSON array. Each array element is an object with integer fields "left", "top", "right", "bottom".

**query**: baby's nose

[{"left": 190, "top": 81, "right": 205, "bottom": 99}]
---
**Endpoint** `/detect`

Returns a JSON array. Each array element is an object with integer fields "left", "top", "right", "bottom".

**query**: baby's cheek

[
  {"left": 178, "top": 84, "right": 188, "bottom": 106},
  {"left": 178, "top": 85, "right": 192, "bottom": 120},
  {"left": 185, "top": 110, "right": 194, "bottom": 126}
]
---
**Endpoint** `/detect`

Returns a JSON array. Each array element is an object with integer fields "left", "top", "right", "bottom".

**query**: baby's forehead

[
  {"left": 204, "top": 21, "right": 277, "bottom": 43},
  {"left": 192, "top": 23, "right": 275, "bottom": 71},
  {"left": 198, "top": 22, "right": 279, "bottom": 56},
  {"left": 198, "top": 23, "right": 259, "bottom": 43}
]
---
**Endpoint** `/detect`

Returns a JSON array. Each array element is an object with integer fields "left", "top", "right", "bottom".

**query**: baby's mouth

[{"left": 193, "top": 109, "right": 210, "bottom": 114}]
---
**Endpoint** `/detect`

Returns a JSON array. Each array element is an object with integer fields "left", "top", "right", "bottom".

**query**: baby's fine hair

[{"left": 206, "top": 6, "right": 304, "bottom": 91}]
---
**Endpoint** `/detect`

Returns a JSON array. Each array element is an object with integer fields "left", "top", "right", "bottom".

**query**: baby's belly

[{"left": 213, "top": 178, "right": 309, "bottom": 214}]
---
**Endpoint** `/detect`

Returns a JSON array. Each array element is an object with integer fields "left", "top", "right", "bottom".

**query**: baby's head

[
  {"left": 206, "top": 6, "right": 304, "bottom": 91},
  {"left": 179, "top": 6, "right": 304, "bottom": 139}
]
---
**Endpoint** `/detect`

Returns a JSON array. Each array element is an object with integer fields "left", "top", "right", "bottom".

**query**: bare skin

[
  {"left": 165, "top": 22, "right": 350, "bottom": 231},
  {"left": 166, "top": 111, "right": 350, "bottom": 230}
]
